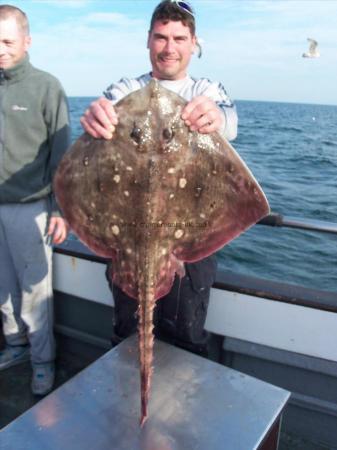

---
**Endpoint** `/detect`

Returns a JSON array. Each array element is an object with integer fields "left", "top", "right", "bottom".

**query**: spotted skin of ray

[{"left": 54, "top": 80, "right": 270, "bottom": 426}]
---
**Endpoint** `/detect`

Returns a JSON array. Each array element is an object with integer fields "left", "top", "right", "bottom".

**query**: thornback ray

[{"left": 54, "top": 80, "right": 270, "bottom": 426}]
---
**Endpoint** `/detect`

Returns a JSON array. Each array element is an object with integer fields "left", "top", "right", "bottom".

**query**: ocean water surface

[{"left": 68, "top": 98, "right": 337, "bottom": 293}]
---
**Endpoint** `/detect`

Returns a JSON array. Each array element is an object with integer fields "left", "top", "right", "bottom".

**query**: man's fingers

[
  {"left": 80, "top": 116, "right": 102, "bottom": 138},
  {"left": 90, "top": 100, "right": 117, "bottom": 129},
  {"left": 56, "top": 220, "right": 69, "bottom": 244},
  {"left": 198, "top": 118, "right": 221, "bottom": 134},
  {"left": 53, "top": 226, "right": 67, "bottom": 245},
  {"left": 52, "top": 227, "right": 62, "bottom": 244},
  {"left": 181, "top": 96, "right": 205, "bottom": 121},
  {"left": 48, "top": 218, "right": 69, "bottom": 245},
  {"left": 80, "top": 97, "right": 118, "bottom": 139},
  {"left": 189, "top": 109, "right": 219, "bottom": 131},
  {"left": 80, "top": 115, "right": 115, "bottom": 139},
  {"left": 181, "top": 94, "right": 225, "bottom": 134},
  {"left": 182, "top": 96, "right": 222, "bottom": 133},
  {"left": 99, "top": 98, "right": 118, "bottom": 124}
]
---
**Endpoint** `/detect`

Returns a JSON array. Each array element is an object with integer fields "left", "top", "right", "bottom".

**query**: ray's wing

[{"left": 165, "top": 132, "right": 269, "bottom": 264}]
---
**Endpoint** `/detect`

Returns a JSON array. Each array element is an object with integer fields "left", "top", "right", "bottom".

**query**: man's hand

[
  {"left": 181, "top": 96, "right": 224, "bottom": 134},
  {"left": 48, "top": 216, "right": 69, "bottom": 245},
  {"left": 80, "top": 97, "right": 118, "bottom": 139}
]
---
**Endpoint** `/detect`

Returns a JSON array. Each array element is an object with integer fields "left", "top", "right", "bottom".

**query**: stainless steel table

[{"left": 0, "top": 335, "right": 289, "bottom": 450}]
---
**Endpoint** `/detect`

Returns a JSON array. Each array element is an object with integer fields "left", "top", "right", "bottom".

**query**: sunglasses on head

[
  {"left": 170, "top": 0, "right": 195, "bottom": 17},
  {"left": 170, "top": 1, "right": 201, "bottom": 57}
]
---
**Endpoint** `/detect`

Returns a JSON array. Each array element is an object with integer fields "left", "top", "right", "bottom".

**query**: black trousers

[{"left": 106, "top": 255, "right": 217, "bottom": 356}]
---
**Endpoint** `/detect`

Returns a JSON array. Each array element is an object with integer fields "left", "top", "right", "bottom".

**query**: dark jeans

[{"left": 106, "top": 255, "right": 217, "bottom": 356}]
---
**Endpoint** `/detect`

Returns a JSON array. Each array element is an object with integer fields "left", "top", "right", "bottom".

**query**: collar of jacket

[{"left": 1, "top": 54, "right": 31, "bottom": 85}]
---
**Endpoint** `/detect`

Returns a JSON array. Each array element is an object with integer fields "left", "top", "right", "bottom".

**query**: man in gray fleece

[{"left": 0, "top": 5, "right": 70, "bottom": 395}]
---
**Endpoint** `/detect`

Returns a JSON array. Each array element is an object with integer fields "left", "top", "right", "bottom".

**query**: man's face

[
  {"left": 0, "top": 17, "right": 31, "bottom": 69},
  {"left": 147, "top": 20, "right": 196, "bottom": 80}
]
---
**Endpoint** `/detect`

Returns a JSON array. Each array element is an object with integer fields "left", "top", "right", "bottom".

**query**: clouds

[
  {"left": 24, "top": 6, "right": 150, "bottom": 96},
  {"left": 82, "top": 12, "right": 144, "bottom": 27},
  {"left": 8, "top": 0, "right": 337, "bottom": 104},
  {"left": 31, "top": 0, "right": 91, "bottom": 8},
  {"left": 193, "top": 1, "right": 337, "bottom": 104}
]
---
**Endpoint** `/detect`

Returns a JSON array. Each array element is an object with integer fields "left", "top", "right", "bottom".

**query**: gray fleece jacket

[{"left": 0, "top": 54, "right": 71, "bottom": 214}]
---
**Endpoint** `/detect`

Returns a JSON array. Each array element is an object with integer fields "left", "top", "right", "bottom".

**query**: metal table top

[{"left": 1, "top": 335, "right": 289, "bottom": 450}]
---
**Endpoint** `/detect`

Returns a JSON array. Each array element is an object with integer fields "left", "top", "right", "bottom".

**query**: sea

[{"left": 68, "top": 98, "right": 337, "bottom": 294}]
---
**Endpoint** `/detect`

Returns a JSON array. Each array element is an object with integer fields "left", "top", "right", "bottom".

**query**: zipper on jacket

[
  {"left": 0, "top": 68, "right": 5, "bottom": 163},
  {"left": 0, "top": 68, "right": 5, "bottom": 85}
]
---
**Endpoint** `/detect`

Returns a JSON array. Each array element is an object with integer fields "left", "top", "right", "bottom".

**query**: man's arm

[{"left": 46, "top": 80, "right": 72, "bottom": 244}]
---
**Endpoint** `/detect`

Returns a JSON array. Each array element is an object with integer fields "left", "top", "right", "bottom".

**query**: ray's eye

[
  {"left": 130, "top": 123, "right": 142, "bottom": 144},
  {"left": 162, "top": 128, "right": 174, "bottom": 142}
]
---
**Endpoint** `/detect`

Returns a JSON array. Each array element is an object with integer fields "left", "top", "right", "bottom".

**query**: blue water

[{"left": 68, "top": 98, "right": 337, "bottom": 293}]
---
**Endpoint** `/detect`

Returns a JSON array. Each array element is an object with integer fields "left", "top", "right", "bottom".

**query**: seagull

[
  {"left": 196, "top": 37, "right": 204, "bottom": 58},
  {"left": 302, "top": 38, "right": 320, "bottom": 58}
]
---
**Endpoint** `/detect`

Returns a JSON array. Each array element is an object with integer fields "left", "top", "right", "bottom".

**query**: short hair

[
  {"left": 0, "top": 4, "right": 30, "bottom": 35},
  {"left": 150, "top": 1, "right": 195, "bottom": 36}
]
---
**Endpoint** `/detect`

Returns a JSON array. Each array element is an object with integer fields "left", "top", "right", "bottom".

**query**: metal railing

[
  {"left": 258, "top": 213, "right": 337, "bottom": 235},
  {"left": 55, "top": 214, "right": 337, "bottom": 312}
]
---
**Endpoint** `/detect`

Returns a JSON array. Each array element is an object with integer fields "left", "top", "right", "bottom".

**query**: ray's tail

[{"left": 137, "top": 264, "right": 156, "bottom": 427}]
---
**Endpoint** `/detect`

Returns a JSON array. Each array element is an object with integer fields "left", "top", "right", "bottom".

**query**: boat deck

[
  {"left": 0, "top": 330, "right": 102, "bottom": 429},
  {"left": 0, "top": 330, "right": 332, "bottom": 450}
]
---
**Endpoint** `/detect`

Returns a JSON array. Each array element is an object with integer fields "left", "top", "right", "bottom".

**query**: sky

[{"left": 5, "top": 0, "right": 337, "bottom": 105}]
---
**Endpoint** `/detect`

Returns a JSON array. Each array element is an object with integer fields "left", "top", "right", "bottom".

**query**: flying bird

[
  {"left": 196, "top": 37, "right": 204, "bottom": 58},
  {"left": 302, "top": 38, "right": 320, "bottom": 58}
]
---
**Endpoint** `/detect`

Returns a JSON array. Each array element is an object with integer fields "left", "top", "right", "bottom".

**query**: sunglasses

[
  {"left": 170, "top": 1, "right": 201, "bottom": 58},
  {"left": 170, "top": 0, "right": 195, "bottom": 17}
]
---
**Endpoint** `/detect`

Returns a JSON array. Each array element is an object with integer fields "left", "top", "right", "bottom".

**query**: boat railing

[
  {"left": 55, "top": 213, "right": 337, "bottom": 313},
  {"left": 214, "top": 212, "right": 337, "bottom": 312},
  {"left": 258, "top": 212, "right": 337, "bottom": 234}
]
